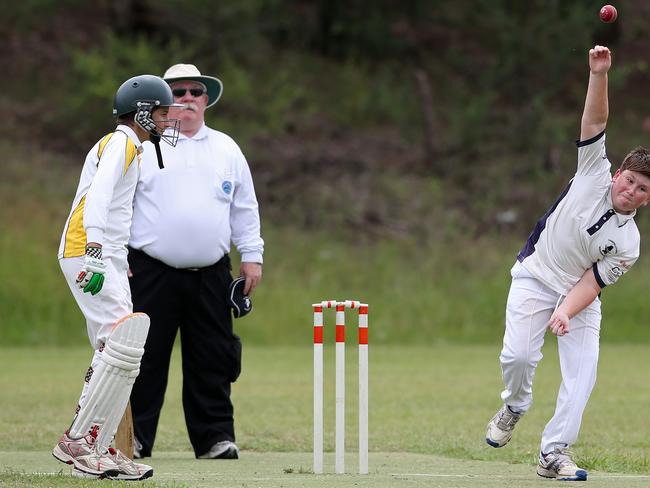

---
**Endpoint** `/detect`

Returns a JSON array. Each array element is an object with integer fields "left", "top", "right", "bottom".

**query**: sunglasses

[{"left": 172, "top": 88, "right": 206, "bottom": 97}]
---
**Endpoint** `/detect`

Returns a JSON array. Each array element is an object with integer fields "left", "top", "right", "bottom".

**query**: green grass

[
  {"left": 5, "top": 452, "right": 650, "bottom": 488},
  {"left": 1, "top": 343, "right": 649, "bottom": 486},
  {"left": 4, "top": 215, "right": 650, "bottom": 346},
  {"left": 2, "top": 140, "right": 650, "bottom": 486},
  {"left": 0, "top": 140, "right": 514, "bottom": 345},
  {"left": 4, "top": 190, "right": 650, "bottom": 347},
  {"left": 3, "top": 139, "right": 650, "bottom": 346}
]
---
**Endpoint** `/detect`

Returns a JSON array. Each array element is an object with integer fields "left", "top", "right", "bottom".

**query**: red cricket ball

[{"left": 599, "top": 5, "right": 618, "bottom": 23}]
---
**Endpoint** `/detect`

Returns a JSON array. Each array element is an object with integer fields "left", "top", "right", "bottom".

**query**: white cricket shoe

[
  {"left": 537, "top": 447, "right": 588, "bottom": 481},
  {"left": 52, "top": 427, "right": 119, "bottom": 477},
  {"left": 485, "top": 404, "right": 523, "bottom": 448},
  {"left": 197, "top": 440, "right": 239, "bottom": 459},
  {"left": 107, "top": 447, "right": 154, "bottom": 480},
  {"left": 71, "top": 468, "right": 108, "bottom": 479}
]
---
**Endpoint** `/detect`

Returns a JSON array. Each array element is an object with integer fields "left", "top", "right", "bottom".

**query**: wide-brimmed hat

[{"left": 163, "top": 64, "right": 223, "bottom": 108}]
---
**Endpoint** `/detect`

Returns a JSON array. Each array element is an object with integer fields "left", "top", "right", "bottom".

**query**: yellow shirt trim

[
  {"left": 63, "top": 195, "right": 87, "bottom": 257},
  {"left": 124, "top": 138, "right": 137, "bottom": 175},
  {"left": 97, "top": 133, "right": 114, "bottom": 160}
]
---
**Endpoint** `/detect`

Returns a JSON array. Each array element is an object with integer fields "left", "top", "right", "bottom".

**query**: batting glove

[{"left": 76, "top": 245, "right": 106, "bottom": 295}]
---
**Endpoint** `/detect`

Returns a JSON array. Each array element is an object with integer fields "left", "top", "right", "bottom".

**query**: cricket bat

[{"left": 115, "top": 401, "right": 134, "bottom": 458}]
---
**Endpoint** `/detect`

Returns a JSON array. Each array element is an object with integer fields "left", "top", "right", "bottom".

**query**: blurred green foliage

[
  {"left": 59, "top": 34, "right": 197, "bottom": 141},
  {"left": 6, "top": 0, "right": 634, "bottom": 148},
  {"left": 4, "top": 0, "right": 649, "bottom": 230},
  {"left": 0, "top": 0, "right": 83, "bottom": 32},
  {"left": 3, "top": 1, "right": 650, "bottom": 345}
]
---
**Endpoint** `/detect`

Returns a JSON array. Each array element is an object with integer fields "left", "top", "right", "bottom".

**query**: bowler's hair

[{"left": 620, "top": 147, "right": 650, "bottom": 178}]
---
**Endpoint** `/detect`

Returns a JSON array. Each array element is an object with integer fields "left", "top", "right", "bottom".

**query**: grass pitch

[
  {"left": 4, "top": 451, "right": 650, "bottom": 488},
  {"left": 1, "top": 344, "right": 649, "bottom": 487}
]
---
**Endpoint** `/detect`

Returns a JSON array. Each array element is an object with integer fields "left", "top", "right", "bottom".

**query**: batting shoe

[
  {"left": 485, "top": 404, "right": 523, "bottom": 448},
  {"left": 71, "top": 468, "right": 112, "bottom": 479},
  {"left": 52, "top": 428, "right": 119, "bottom": 477},
  {"left": 537, "top": 447, "right": 588, "bottom": 481},
  {"left": 197, "top": 440, "right": 239, "bottom": 459},
  {"left": 107, "top": 448, "right": 154, "bottom": 480}
]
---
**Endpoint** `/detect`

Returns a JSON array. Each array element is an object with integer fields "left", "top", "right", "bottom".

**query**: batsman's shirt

[
  {"left": 517, "top": 131, "right": 639, "bottom": 295},
  {"left": 58, "top": 125, "right": 143, "bottom": 259},
  {"left": 129, "top": 123, "right": 264, "bottom": 268}
]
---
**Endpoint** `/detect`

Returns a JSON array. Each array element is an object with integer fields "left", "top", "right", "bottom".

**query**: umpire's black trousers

[{"left": 128, "top": 247, "right": 242, "bottom": 458}]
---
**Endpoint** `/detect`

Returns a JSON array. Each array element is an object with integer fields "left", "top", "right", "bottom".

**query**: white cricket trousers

[
  {"left": 60, "top": 254, "right": 132, "bottom": 408},
  {"left": 499, "top": 261, "right": 601, "bottom": 455}
]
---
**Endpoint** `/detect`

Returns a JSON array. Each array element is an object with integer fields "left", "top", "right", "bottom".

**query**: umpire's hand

[{"left": 240, "top": 262, "right": 262, "bottom": 295}]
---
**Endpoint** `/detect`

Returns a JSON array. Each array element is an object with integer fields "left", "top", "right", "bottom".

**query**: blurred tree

[{"left": 2, "top": 0, "right": 646, "bottom": 238}]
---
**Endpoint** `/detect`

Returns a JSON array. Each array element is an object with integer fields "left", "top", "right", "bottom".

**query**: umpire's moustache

[{"left": 182, "top": 103, "right": 198, "bottom": 112}]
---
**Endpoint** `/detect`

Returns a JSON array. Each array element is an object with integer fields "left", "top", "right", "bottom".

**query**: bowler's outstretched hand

[{"left": 589, "top": 45, "right": 611, "bottom": 74}]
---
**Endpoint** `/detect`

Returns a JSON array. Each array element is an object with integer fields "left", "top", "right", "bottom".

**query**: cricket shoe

[
  {"left": 485, "top": 404, "right": 523, "bottom": 448},
  {"left": 70, "top": 468, "right": 113, "bottom": 479},
  {"left": 197, "top": 440, "right": 239, "bottom": 459},
  {"left": 537, "top": 447, "right": 588, "bottom": 481},
  {"left": 52, "top": 428, "right": 119, "bottom": 477},
  {"left": 107, "top": 447, "right": 154, "bottom": 480}
]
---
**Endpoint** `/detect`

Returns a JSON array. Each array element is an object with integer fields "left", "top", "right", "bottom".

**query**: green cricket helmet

[
  {"left": 112, "top": 74, "right": 182, "bottom": 148},
  {"left": 113, "top": 74, "right": 182, "bottom": 168}
]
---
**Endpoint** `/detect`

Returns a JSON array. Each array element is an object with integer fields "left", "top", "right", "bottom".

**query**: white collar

[
  {"left": 115, "top": 124, "right": 144, "bottom": 149},
  {"left": 179, "top": 123, "right": 209, "bottom": 141}
]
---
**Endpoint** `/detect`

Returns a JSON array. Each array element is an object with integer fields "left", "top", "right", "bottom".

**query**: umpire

[{"left": 127, "top": 64, "right": 264, "bottom": 460}]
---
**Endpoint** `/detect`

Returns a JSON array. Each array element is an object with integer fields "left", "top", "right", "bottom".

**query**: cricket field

[{"left": 1, "top": 344, "right": 649, "bottom": 487}]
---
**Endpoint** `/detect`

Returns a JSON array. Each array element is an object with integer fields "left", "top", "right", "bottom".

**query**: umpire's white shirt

[
  {"left": 517, "top": 131, "right": 639, "bottom": 294},
  {"left": 129, "top": 124, "right": 264, "bottom": 268}
]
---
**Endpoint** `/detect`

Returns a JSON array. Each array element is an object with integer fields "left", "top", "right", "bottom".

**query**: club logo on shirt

[
  {"left": 610, "top": 266, "right": 623, "bottom": 278},
  {"left": 222, "top": 180, "right": 233, "bottom": 195},
  {"left": 599, "top": 239, "right": 617, "bottom": 257}
]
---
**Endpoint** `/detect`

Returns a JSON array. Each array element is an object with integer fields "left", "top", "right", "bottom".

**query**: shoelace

[
  {"left": 108, "top": 448, "right": 133, "bottom": 463},
  {"left": 496, "top": 407, "right": 521, "bottom": 430},
  {"left": 543, "top": 448, "right": 577, "bottom": 470}
]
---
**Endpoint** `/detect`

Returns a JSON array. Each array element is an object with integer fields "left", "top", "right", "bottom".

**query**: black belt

[{"left": 128, "top": 247, "right": 231, "bottom": 272}]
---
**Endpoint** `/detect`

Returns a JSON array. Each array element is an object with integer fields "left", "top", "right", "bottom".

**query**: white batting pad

[{"left": 69, "top": 313, "right": 150, "bottom": 446}]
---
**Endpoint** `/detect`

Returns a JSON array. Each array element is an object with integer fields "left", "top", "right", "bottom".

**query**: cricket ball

[{"left": 599, "top": 5, "right": 617, "bottom": 23}]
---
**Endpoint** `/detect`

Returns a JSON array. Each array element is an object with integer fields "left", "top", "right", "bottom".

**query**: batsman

[{"left": 52, "top": 74, "right": 181, "bottom": 480}]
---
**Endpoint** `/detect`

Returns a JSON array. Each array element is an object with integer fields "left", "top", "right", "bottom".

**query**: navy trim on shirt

[
  {"left": 517, "top": 181, "right": 573, "bottom": 262},
  {"left": 587, "top": 209, "right": 616, "bottom": 236},
  {"left": 592, "top": 263, "right": 607, "bottom": 289},
  {"left": 576, "top": 130, "right": 605, "bottom": 148}
]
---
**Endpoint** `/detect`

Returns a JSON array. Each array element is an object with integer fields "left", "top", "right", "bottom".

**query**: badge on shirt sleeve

[{"left": 222, "top": 180, "right": 233, "bottom": 195}]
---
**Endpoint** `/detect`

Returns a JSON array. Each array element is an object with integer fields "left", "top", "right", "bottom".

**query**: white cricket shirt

[
  {"left": 59, "top": 125, "right": 143, "bottom": 259},
  {"left": 129, "top": 124, "right": 264, "bottom": 268},
  {"left": 518, "top": 131, "right": 640, "bottom": 294}
]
